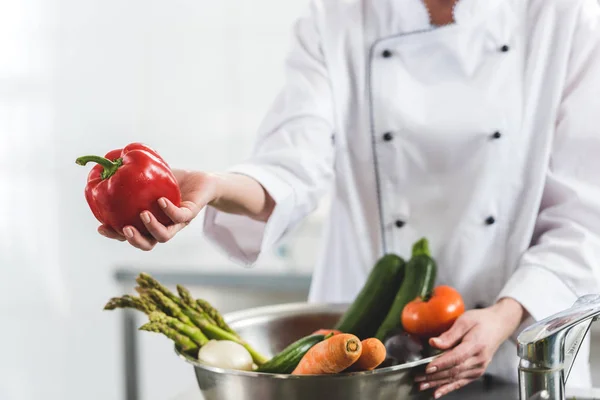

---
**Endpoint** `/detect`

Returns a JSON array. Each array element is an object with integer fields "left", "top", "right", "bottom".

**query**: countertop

[{"left": 170, "top": 378, "right": 600, "bottom": 400}]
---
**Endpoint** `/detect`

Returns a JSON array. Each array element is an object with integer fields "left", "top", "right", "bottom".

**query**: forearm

[{"left": 208, "top": 172, "right": 275, "bottom": 222}]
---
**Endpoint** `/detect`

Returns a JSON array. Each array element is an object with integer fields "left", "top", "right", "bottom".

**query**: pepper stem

[
  {"left": 411, "top": 238, "right": 430, "bottom": 258},
  {"left": 76, "top": 155, "right": 123, "bottom": 179}
]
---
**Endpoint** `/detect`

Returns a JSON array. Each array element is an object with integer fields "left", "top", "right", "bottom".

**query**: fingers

[
  {"left": 98, "top": 225, "right": 126, "bottom": 242},
  {"left": 430, "top": 317, "right": 475, "bottom": 350},
  {"left": 433, "top": 379, "right": 473, "bottom": 399},
  {"left": 159, "top": 197, "right": 199, "bottom": 224},
  {"left": 424, "top": 339, "right": 484, "bottom": 374},
  {"left": 140, "top": 210, "right": 186, "bottom": 243},
  {"left": 122, "top": 225, "right": 157, "bottom": 251},
  {"left": 416, "top": 356, "right": 485, "bottom": 384},
  {"left": 419, "top": 371, "right": 481, "bottom": 392},
  {"left": 98, "top": 196, "right": 200, "bottom": 249}
]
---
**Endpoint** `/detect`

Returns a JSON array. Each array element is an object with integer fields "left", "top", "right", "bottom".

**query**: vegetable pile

[
  {"left": 332, "top": 237, "right": 466, "bottom": 368},
  {"left": 105, "top": 237, "right": 464, "bottom": 376}
]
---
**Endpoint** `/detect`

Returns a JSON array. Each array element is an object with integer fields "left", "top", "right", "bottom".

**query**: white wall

[{"left": 0, "top": 0, "right": 325, "bottom": 399}]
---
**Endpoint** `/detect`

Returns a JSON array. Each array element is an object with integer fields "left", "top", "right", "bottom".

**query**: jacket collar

[{"left": 369, "top": 0, "right": 505, "bottom": 35}]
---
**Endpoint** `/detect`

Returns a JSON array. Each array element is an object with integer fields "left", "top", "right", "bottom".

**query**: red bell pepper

[{"left": 76, "top": 143, "right": 182, "bottom": 237}]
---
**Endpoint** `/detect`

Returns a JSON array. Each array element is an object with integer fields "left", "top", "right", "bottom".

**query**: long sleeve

[
  {"left": 203, "top": 0, "right": 335, "bottom": 265},
  {"left": 498, "top": 0, "right": 600, "bottom": 329}
]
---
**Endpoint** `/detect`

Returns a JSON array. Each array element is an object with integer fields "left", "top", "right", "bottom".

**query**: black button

[
  {"left": 383, "top": 132, "right": 393, "bottom": 141},
  {"left": 485, "top": 216, "right": 496, "bottom": 225},
  {"left": 492, "top": 131, "right": 502, "bottom": 139},
  {"left": 395, "top": 220, "right": 405, "bottom": 228},
  {"left": 500, "top": 45, "right": 510, "bottom": 52},
  {"left": 382, "top": 49, "right": 392, "bottom": 58},
  {"left": 331, "top": 134, "right": 335, "bottom": 144}
]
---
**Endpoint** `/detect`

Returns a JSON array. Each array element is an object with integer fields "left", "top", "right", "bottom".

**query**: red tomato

[{"left": 401, "top": 285, "right": 465, "bottom": 338}]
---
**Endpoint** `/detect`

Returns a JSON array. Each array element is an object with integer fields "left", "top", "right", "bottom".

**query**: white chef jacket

[{"left": 203, "top": 0, "right": 600, "bottom": 387}]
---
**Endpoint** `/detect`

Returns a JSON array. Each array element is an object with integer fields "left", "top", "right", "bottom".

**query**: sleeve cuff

[
  {"left": 202, "top": 163, "right": 296, "bottom": 266},
  {"left": 496, "top": 264, "right": 579, "bottom": 342}
]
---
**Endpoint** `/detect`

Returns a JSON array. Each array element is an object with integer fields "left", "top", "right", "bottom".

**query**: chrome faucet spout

[{"left": 517, "top": 294, "right": 600, "bottom": 400}]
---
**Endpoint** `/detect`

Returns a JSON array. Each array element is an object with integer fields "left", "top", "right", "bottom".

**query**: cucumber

[
  {"left": 374, "top": 238, "right": 437, "bottom": 341},
  {"left": 334, "top": 254, "right": 405, "bottom": 339},
  {"left": 256, "top": 334, "right": 327, "bottom": 374}
]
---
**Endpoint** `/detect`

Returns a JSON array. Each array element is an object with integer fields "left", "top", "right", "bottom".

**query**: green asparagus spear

[
  {"left": 140, "top": 322, "right": 199, "bottom": 354},
  {"left": 196, "top": 299, "right": 237, "bottom": 335},
  {"left": 134, "top": 286, "right": 149, "bottom": 296},
  {"left": 136, "top": 273, "right": 181, "bottom": 305},
  {"left": 176, "top": 284, "right": 196, "bottom": 307},
  {"left": 183, "top": 307, "right": 268, "bottom": 365},
  {"left": 148, "top": 311, "right": 209, "bottom": 346},
  {"left": 136, "top": 295, "right": 157, "bottom": 312},
  {"left": 176, "top": 285, "right": 219, "bottom": 326},
  {"left": 103, "top": 295, "right": 155, "bottom": 314},
  {"left": 148, "top": 289, "right": 194, "bottom": 326}
]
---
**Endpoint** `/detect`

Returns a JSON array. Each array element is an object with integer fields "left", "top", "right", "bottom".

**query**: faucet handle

[{"left": 517, "top": 294, "right": 600, "bottom": 369}]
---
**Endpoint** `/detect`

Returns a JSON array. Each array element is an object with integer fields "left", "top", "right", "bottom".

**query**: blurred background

[{"left": 0, "top": 0, "right": 327, "bottom": 399}]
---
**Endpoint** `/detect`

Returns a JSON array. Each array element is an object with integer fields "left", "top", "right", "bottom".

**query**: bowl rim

[
  {"left": 173, "top": 301, "right": 442, "bottom": 379},
  {"left": 175, "top": 346, "right": 439, "bottom": 379}
]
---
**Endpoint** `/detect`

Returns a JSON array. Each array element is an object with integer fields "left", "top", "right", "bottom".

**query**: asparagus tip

[
  {"left": 103, "top": 299, "right": 118, "bottom": 310},
  {"left": 139, "top": 322, "right": 157, "bottom": 332}
]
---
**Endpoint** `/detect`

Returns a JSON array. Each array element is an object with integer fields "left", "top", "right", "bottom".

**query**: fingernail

[
  {"left": 421, "top": 383, "right": 430, "bottom": 390},
  {"left": 124, "top": 227, "right": 133, "bottom": 238},
  {"left": 435, "top": 392, "right": 442, "bottom": 399},
  {"left": 415, "top": 376, "right": 425, "bottom": 382},
  {"left": 426, "top": 366, "right": 437, "bottom": 374},
  {"left": 141, "top": 212, "right": 150, "bottom": 223},
  {"left": 158, "top": 198, "right": 167, "bottom": 208}
]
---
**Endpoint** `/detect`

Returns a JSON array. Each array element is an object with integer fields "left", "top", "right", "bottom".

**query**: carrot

[
  {"left": 292, "top": 333, "right": 362, "bottom": 375},
  {"left": 312, "top": 329, "right": 342, "bottom": 336},
  {"left": 346, "top": 338, "right": 386, "bottom": 372}
]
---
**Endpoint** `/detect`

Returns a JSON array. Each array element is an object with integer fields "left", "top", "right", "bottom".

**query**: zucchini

[
  {"left": 256, "top": 334, "right": 327, "bottom": 374},
  {"left": 374, "top": 238, "right": 437, "bottom": 341},
  {"left": 334, "top": 254, "right": 405, "bottom": 339}
]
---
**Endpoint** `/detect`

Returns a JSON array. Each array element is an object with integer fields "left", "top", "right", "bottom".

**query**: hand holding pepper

[
  {"left": 97, "top": 168, "right": 223, "bottom": 250},
  {"left": 80, "top": 144, "right": 276, "bottom": 251}
]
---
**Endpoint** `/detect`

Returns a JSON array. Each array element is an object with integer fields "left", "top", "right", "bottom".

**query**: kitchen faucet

[{"left": 517, "top": 294, "right": 600, "bottom": 400}]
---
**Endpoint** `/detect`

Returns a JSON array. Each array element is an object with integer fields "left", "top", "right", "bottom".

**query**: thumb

[{"left": 429, "top": 318, "right": 471, "bottom": 350}]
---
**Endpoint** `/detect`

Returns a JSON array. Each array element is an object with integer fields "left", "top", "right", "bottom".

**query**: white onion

[{"left": 197, "top": 340, "right": 254, "bottom": 371}]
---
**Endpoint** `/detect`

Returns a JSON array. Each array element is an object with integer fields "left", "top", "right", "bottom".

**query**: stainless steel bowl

[{"left": 176, "top": 302, "right": 438, "bottom": 400}]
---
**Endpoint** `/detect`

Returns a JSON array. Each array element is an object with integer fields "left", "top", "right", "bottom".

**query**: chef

[{"left": 100, "top": 0, "right": 600, "bottom": 397}]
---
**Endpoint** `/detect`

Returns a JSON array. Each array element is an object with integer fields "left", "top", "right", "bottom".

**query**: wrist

[
  {"left": 204, "top": 172, "right": 274, "bottom": 222},
  {"left": 492, "top": 297, "right": 527, "bottom": 330},
  {"left": 206, "top": 172, "right": 227, "bottom": 206}
]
